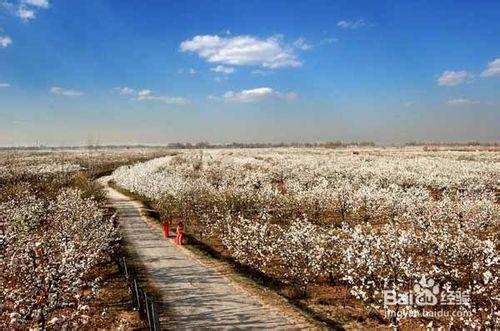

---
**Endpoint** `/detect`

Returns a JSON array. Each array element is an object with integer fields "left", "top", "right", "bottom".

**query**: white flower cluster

[
  {"left": 0, "top": 148, "right": 172, "bottom": 182},
  {"left": 0, "top": 162, "right": 83, "bottom": 181},
  {"left": 1, "top": 189, "right": 119, "bottom": 328},
  {"left": 111, "top": 148, "right": 499, "bottom": 328}
]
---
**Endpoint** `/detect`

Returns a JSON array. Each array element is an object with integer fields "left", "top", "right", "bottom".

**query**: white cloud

[
  {"left": 139, "top": 95, "right": 190, "bottom": 105},
  {"left": 210, "top": 65, "right": 235, "bottom": 74},
  {"left": 320, "top": 37, "right": 338, "bottom": 45},
  {"left": 214, "top": 76, "right": 229, "bottom": 82},
  {"left": 293, "top": 38, "right": 312, "bottom": 51},
  {"left": 446, "top": 98, "right": 477, "bottom": 106},
  {"left": 50, "top": 87, "right": 84, "bottom": 97},
  {"left": 0, "top": 83, "right": 11, "bottom": 88},
  {"left": 17, "top": 6, "right": 35, "bottom": 19},
  {"left": 179, "top": 34, "right": 302, "bottom": 69},
  {"left": 480, "top": 58, "right": 500, "bottom": 78},
  {"left": 251, "top": 69, "right": 272, "bottom": 76},
  {"left": 177, "top": 68, "right": 197, "bottom": 75},
  {"left": 437, "top": 70, "right": 471, "bottom": 86},
  {"left": 23, "top": 0, "right": 49, "bottom": 8},
  {"left": 337, "top": 19, "right": 368, "bottom": 29},
  {"left": 2, "top": 0, "right": 50, "bottom": 21},
  {"left": 113, "top": 87, "right": 136, "bottom": 95},
  {"left": 220, "top": 87, "right": 297, "bottom": 103},
  {"left": 136, "top": 89, "right": 190, "bottom": 105},
  {"left": 137, "top": 89, "right": 151, "bottom": 97},
  {"left": 114, "top": 87, "right": 190, "bottom": 105},
  {"left": 0, "top": 35, "right": 12, "bottom": 48}
]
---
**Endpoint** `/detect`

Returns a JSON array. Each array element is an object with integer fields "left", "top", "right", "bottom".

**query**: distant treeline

[
  {"left": 166, "top": 141, "right": 377, "bottom": 149},
  {"left": 405, "top": 141, "right": 499, "bottom": 147},
  {"left": 0, "top": 141, "right": 376, "bottom": 150},
  {"left": 1, "top": 140, "right": 499, "bottom": 151}
]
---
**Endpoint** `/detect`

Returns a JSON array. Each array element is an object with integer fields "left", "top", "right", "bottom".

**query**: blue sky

[{"left": 0, "top": 0, "right": 499, "bottom": 145}]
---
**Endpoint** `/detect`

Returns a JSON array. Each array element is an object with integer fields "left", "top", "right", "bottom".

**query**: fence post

[
  {"left": 152, "top": 301, "right": 160, "bottom": 331},
  {"left": 144, "top": 292, "right": 152, "bottom": 329},
  {"left": 133, "top": 278, "right": 141, "bottom": 310},
  {"left": 123, "top": 256, "right": 129, "bottom": 279},
  {"left": 122, "top": 258, "right": 159, "bottom": 329}
]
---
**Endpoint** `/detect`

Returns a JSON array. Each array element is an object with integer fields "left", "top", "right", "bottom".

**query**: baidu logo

[
  {"left": 383, "top": 275, "right": 469, "bottom": 307},
  {"left": 413, "top": 275, "right": 439, "bottom": 306}
]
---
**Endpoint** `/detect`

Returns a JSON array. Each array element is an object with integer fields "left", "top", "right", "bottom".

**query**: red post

[
  {"left": 175, "top": 223, "right": 185, "bottom": 245},
  {"left": 162, "top": 218, "right": 170, "bottom": 238}
]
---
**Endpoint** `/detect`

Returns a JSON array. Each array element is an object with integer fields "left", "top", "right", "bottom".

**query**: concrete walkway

[{"left": 100, "top": 177, "right": 300, "bottom": 330}]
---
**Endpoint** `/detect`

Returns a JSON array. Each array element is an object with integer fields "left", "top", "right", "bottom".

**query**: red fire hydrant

[
  {"left": 175, "top": 222, "right": 185, "bottom": 245},
  {"left": 162, "top": 218, "right": 170, "bottom": 238}
]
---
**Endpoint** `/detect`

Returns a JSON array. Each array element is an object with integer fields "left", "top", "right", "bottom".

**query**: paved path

[{"left": 100, "top": 177, "right": 300, "bottom": 330}]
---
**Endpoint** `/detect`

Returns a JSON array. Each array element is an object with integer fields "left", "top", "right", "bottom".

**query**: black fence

[{"left": 119, "top": 256, "right": 161, "bottom": 330}]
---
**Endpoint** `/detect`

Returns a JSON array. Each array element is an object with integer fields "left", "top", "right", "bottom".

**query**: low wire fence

[{"left": 118, "top": 256, "right": 161, "bottom": 330}]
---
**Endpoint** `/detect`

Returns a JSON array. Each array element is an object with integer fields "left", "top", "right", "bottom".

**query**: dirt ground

[{"left": 83, "top": 262, "right": 145, "bottom": 329}]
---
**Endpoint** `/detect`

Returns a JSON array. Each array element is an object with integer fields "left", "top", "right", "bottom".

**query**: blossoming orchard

[
  {"left": 0, "top": 148, "right": 169, "bottom": 328},
  {"left": 1, "top": 146, "right": 498, "bottom": 329},
  {"left": 111, "top": 148, "right": 499, "bottom": 329}
]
